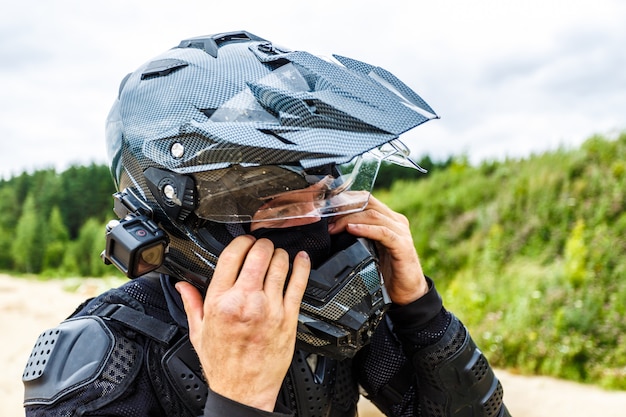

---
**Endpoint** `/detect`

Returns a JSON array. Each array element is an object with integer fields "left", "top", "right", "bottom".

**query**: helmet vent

[
  {"left": 141, "top": 59, "right": 188, "bottom": 80},
  {"left": 258, "top": 128, "right": 296, "bottom": 145},
  {"left": 200, "top": 108, "right": 217, "bottom": 119},
  {"left": 177, "top": 31, "right": 268, "bottom": 58}
]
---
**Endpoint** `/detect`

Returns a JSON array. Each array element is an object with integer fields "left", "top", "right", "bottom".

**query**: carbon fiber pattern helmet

[{"left": 105, "top": 31, "right": 437, "bottom": 358}]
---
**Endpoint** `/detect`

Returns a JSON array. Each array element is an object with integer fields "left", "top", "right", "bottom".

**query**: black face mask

[{"left": 249, "top": 218, "right": 331, "bottom": 268}]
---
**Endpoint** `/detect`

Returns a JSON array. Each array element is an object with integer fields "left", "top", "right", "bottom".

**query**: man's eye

[{"left": 276, "top": 208, "right": 291, "bottom": 217}]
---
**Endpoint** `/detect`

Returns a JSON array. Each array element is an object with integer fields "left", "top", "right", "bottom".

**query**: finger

[
  {"left": 175, "top": 281, "right": 205, "bottom": 342},
  {"left": 263, "top": 248, "right": 290, "bottom": 298},
  {"left": 365, "top": 195, "right": 410, "bottom": 222},
  {"left": 336, "top": 193, "right": 411, "bottom": 231},
  {"left": 235, "top": 238, "right": 275, "bottom": 291},
  {"left": 330, "top": 208, "right": 391, "bottom": 235},
  {"left": 209, "top": 235, "right": 256, "bottom": 294},
  {"left": 345, "top": 222, "right": 400, "bottom": 250},
  {"left": 283, "top": 251, "right": 310, "bottom": 318}
]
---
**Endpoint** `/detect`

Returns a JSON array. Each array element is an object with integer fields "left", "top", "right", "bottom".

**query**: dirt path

[{"left": 2, "top": 274, "right": 625, "bottom": 417}]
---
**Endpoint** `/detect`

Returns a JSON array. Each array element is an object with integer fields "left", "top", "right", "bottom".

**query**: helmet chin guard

[{"left": 297, "top": 236, "right": 390, "bottom": 359}]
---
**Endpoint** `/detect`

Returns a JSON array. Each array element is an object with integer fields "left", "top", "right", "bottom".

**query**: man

[{"left": 23, "top": 31, "right": 510, "bottom": 416}]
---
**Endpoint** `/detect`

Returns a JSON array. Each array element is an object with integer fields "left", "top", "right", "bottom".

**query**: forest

[
  {"left": 1, "top": 133, "right": 625, "bottom": 389},
  {"left": 0, "top": 164, "right": 115, "bottom": 277}
]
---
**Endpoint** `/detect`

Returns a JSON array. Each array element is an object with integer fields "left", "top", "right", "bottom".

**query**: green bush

[{"left": 378, "top": 131, "right": 626, "bottom": 389}]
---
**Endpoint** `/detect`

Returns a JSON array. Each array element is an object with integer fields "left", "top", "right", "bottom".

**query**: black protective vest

[
  {"left": 24, "top": 275, "right": 510, "bottom": 417},
  {"left": 24, "top": 275, "right": 360, "bottom": 417}
]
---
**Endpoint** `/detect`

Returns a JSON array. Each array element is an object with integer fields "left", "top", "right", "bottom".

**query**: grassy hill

[{"left": 378, "top": 131, "right": 626, "bottom": 389}]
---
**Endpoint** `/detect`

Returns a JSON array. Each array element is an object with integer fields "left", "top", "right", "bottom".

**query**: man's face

[
  {"left": 249, "top": 178, "right": 331, "bottom": 230},
  {"left": 193, "top": 157, "right": 376, "bottom": 226}
]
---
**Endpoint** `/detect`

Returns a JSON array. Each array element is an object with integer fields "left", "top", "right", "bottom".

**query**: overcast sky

[{"left": 1, "top": 0, "right": 625, "bottom": 179}]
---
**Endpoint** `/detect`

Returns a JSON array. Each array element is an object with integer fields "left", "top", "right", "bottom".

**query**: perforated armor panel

[{"left": 24, "top": 274, "right": 509, "bottom": 417}]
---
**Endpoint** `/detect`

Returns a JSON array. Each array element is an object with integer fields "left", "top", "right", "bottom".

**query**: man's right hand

[{"left": 175, "top": 236, "right": 310, "bottom": 412}]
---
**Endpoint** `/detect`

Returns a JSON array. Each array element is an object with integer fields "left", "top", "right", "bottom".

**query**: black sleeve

[
  {"left": 354, "top": 277, "right": 445, "bottom": 416},
  {"left": 357, "top": 277, "right": 511, "bottom": 417},
  {"left": 203, "top": 389, "right": 293, "bottom": 417},
  {"left": 386, "top": 276, "right": 444, "bottom": 337}
]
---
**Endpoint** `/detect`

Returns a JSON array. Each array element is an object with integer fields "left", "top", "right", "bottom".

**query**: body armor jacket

[{"left": 23, "top": 274, "right": 510, "bottom": 417}]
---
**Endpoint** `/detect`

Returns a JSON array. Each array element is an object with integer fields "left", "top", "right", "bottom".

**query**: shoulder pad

[{"left": 23, "top": 316, "right": 114, "bottom": 405}]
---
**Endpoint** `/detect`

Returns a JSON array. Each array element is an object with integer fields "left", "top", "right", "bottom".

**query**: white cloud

[{"left": 1, "top": 0, "right": 625, "bottom": 178}]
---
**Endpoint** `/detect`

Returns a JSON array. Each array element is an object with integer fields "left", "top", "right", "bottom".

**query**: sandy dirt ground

[{"left": 2, "top": 273, "right": 626, "bottom": 417}]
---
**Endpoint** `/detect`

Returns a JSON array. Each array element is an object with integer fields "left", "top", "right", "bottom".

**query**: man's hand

[
  {"left": 176, "top": 236, "right": 310, "bottom": 412},
  {"left": 328, "top": 195, "right": 428, "bottom": 305}
]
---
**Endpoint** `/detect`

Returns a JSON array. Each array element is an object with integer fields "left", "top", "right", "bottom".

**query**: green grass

[{"left": 378, "top": 132, "right": 626, "bottom": 389}]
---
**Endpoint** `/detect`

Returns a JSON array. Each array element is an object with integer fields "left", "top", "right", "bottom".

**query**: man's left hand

[{"left": 328, "top": 195, "right": 428, "bottom": 305}]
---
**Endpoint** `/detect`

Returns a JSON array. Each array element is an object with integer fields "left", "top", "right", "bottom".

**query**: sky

[{"left": 1, "top": 0, "right": 625, "bottom": 179}]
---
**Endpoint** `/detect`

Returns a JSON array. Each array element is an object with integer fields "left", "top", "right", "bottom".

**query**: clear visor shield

[{"left": 193, "top": 140, "right": 423, "bottom": 225}]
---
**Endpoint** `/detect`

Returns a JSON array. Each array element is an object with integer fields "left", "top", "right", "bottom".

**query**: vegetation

[
  {"left": 377, "top": 131, "right": 626, "bottom": 389},
  {"left": 1, "top": 132, "right": 625, "bottom": 389},
  {"left": 0, "top": 164, "right": 116, "bottom": 277}
]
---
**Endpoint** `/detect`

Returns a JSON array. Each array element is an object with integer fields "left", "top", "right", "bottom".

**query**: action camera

[{"left": 101, "top": 189, "right": 169, "bottom": 278}]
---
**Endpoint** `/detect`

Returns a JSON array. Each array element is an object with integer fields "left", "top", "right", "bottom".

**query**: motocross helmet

[{"left": 103, "top": 31, "right": 438, "bottom": 359}]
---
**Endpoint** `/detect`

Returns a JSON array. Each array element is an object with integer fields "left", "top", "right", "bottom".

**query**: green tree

[
  {"left": 11, "top": 193, "right": 46, "bottom": 273},
  {"left": 42, "top": 206, "right": 70, "bottom": 271},
  {"left": 0, "top": 186, "right": 19, "bottom": 269},
  {"left": 58, "top": 164, "right": 116, "bottom": 238},
  {"left": 34, "top": 169, "right": 62, "bottom": 220},
  {"left": 66, "top": 218, "right": 108, "bottom": 277}
]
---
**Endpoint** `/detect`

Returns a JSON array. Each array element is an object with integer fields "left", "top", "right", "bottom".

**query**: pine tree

[
  {"left": 43, "top": 206, "right": 70, "bottom": 271},
  {"left": 71, "top": 218, "right": 108, "bottom": 277},
  {"left": 0, "top": 186, "right": 19, "bottom": 269},
  {"left": 11, "top": 193, "right": 46, "bottom": 273}
]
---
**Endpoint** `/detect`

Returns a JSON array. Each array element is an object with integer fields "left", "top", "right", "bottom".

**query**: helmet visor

[{"left": 193, "top": 140, "right": 419, "bottom": 225}]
